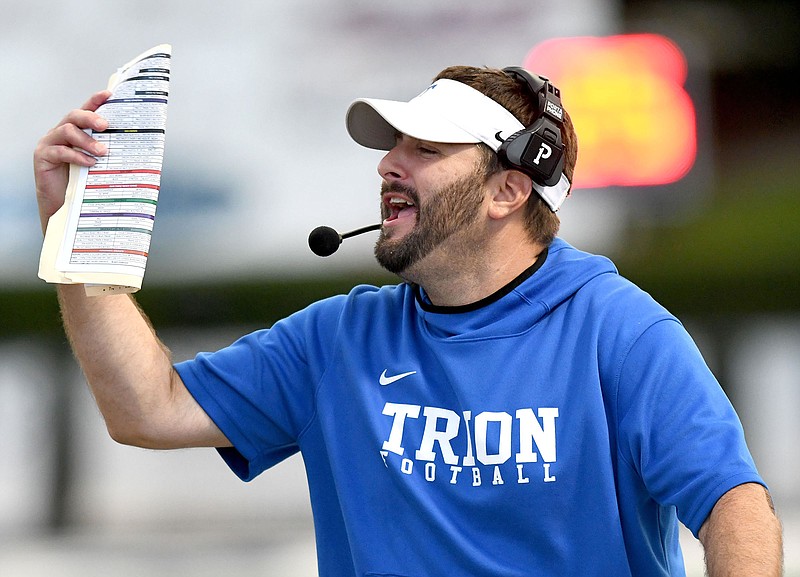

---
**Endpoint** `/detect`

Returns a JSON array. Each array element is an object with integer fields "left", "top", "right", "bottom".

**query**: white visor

[
  {"left": 346, "top": 79, "right": 523, "bottom": 153},
  {"left": 346, "top": 78, "right": 571, "bottom": 211}
]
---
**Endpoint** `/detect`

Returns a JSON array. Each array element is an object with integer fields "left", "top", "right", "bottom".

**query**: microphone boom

[
  {"left": 341, "top": 223, "right": 381, "bottom": 240},
  {"left": 308, "top": 223, "right": 381, "bottom": 257}
]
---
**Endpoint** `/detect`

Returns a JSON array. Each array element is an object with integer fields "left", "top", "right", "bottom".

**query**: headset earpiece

[{"left": 498, "top": 66, "right": 565, "bottom": 187}]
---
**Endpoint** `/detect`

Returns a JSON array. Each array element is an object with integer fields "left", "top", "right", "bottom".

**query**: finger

[
  {"left": 54, "top": 89, "right": 112, "bottom": 132},
  {"left": 56, "top": 107, "right": 108, "bottom": 133},
  {"left": 37, "top": 142, "right": 100, "bottom": 169},
  {"left": 51, "top": 121, "right": 106, "bottom": 153},
  {"left": 80, "top": 90, "right": 112, "bottom": 113},
  {"left": 37, "top": 123, "right": 107, "bottom": 166}
]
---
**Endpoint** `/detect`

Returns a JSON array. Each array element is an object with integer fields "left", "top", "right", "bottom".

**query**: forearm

[
  {"left": 699, "top": 483, "right": 783, "bottom": 576},
  {"left": 58, "top": 284, "right": 183, "bottom": 447}
]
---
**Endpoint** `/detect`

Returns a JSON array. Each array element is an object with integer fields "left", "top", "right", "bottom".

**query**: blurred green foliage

[
  {"left": 2, "top": 159, "right": 797, "bottom": 337},
  {"left": 616, "top": 159, "right": 799, "bottom": 315},
  {"left": 0, "top": 273, "right": 395, "bottom": 337}
]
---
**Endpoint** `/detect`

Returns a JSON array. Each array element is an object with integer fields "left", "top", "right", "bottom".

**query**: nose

[{"left": 377, "top": 142, "right": 406, "bottom": 183}]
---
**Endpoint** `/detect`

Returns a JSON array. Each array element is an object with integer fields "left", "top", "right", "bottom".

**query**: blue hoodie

[{"left": 176, "top": 238, "right": 763, "bottom": 576}]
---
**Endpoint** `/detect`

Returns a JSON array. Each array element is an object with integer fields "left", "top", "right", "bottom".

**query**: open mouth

[{"left": 384, "top": 194, "right": 417, "bottom": 223}]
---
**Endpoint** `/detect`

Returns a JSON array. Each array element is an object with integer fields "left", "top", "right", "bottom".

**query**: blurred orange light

[{"left": 524, "top": 34, "right": 697, "bottom": 189}]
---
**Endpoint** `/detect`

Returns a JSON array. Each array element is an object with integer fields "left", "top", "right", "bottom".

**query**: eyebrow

[{"left": 395, "top": 132, "right": 471, "bottom": 153}]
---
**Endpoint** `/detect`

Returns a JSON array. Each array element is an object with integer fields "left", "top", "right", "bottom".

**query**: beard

[{"left": 374, "top": 171, "right": 486, "bottom": 275}]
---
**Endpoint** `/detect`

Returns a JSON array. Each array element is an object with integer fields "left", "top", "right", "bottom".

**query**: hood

[{"left": 416, "top": 238, "right": 618, "bottom": 340}]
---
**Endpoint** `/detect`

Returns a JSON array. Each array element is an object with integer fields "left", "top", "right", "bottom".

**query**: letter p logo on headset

[{"left": 497, "top": 66, "right": 565, "bottom": 189}]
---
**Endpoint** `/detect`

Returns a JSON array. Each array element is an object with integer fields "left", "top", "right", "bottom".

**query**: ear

[{"left": 486, "top": 169, "right": 533, "bottom": 220}]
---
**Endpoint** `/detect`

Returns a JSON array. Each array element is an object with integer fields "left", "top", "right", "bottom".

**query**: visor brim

[{"left": 346, "top": 98, "right": 481, "bottom": 151}]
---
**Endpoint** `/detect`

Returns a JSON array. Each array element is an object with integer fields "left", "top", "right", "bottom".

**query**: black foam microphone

[{"left": 308, "top": 223, "right": 381, "bottom": 257}]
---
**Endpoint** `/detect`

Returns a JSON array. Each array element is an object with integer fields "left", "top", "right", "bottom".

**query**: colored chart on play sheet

[
  {"left": 70, "top": 50, "right": 170, "bottom": 270},
  {"left": 38, "top": 44, "right": 171, "bottom": 295}
]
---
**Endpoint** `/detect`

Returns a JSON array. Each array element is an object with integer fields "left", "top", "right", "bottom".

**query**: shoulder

[
  {"left": 546, "top": 238, "right": 674, "bottom": 326},
  {"left": 305, "top": 282, "right": 411, "bottom": 315},
  {"left": 284, "top": 282, "right": 413, "bottom": 333}
]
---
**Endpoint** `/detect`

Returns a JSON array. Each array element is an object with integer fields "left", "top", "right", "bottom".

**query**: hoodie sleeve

[
  {"left": 175, "top": 294, "right": 349, "bottom": 481},
  {"left": 613, "top": 317, "right": 765, "bottom": 536}
]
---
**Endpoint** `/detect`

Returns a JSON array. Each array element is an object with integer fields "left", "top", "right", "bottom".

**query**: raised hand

[{"left": 33, "top": 90, "right": 111, "bottom": 233}]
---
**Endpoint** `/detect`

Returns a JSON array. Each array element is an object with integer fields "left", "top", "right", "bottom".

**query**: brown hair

[{"left": 433, "top": 66, "right": 579, "bottom": 246}]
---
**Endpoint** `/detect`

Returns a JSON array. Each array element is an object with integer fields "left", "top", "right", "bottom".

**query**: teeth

[{"left": 389, "top": 197, "right": 414, "bottom": 206}]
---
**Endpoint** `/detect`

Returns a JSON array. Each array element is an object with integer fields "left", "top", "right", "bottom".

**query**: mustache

[{"left": 380, "top": 181, "right": 419, "bottom": 205}]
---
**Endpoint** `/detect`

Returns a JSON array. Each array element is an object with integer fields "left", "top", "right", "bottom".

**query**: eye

[{"left": 417, "top": 144, "right": 440, "bottom": 156}]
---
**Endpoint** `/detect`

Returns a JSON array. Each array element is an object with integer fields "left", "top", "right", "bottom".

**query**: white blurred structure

[{"left": 1, "top": 0, "right": 620, "bottom": 287}]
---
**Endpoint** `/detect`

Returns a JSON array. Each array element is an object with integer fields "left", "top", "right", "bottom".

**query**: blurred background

[{"left": 1, "top": 0, "right": 798, "bottom": 575}]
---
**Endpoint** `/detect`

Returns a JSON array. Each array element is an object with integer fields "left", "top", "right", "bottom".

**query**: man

[{"left": 34, "top": 65, "right": 782, "bottom": 576}]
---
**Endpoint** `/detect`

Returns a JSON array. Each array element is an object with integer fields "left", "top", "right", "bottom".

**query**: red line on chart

[{"left": 71, "top": 249, "right": 149, "bottom": 257}]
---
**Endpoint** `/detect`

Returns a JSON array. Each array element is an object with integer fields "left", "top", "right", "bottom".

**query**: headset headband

[{"left": 498, "top": 66, "right": 566, "bottom": 190}]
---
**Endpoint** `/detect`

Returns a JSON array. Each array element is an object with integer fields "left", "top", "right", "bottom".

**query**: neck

[{"left": 404, "top": 231, "right": 546, "bottom": 307}]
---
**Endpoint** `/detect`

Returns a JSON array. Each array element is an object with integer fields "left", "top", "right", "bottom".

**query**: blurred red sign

[{"left": 525, "top": 34, "right": 697, "bottom": 189}]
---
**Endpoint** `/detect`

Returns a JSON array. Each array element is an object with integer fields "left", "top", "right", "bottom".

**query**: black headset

[{"left": 497, "top": 66, "right": 565, "bottom": 187}]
